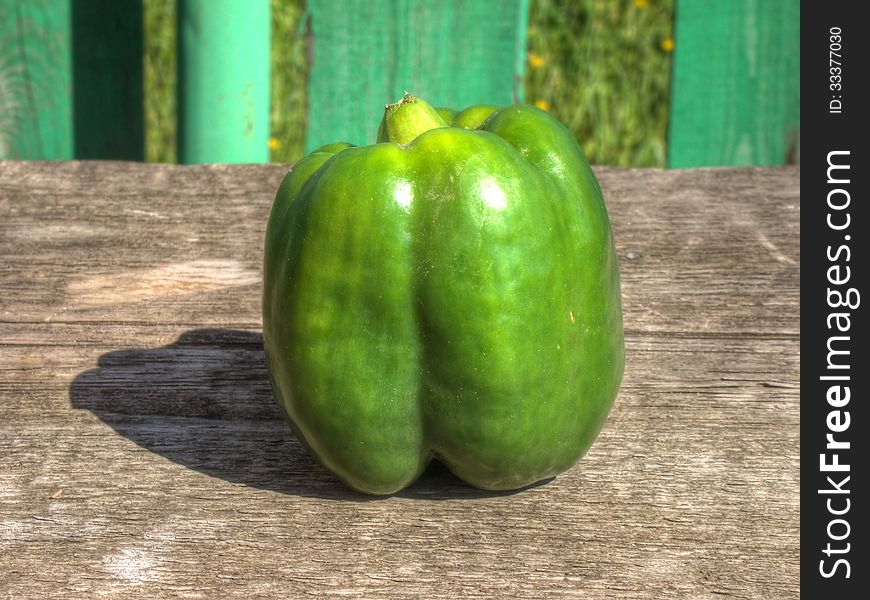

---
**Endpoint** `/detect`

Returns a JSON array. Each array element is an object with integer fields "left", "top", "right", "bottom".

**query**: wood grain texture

[{"left": 0, "top": 161, "right": 799, "bottom": 598}]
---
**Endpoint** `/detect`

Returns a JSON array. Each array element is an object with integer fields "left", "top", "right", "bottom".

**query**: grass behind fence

[{"left": 145, "top": 0, "right": 674, "bottom": 166}]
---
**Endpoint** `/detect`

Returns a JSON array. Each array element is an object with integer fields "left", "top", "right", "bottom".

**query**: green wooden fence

[
  {"left": 305, "top": 0, "right": 528, "bottom": 151},
  {"left": 0, "top": 0, "right": 270, "bottom": 164},
  {"left": 0, "top": 0, "right": 799, "bottom": 168},
  {"left": 668, "top": 0, "right": 800, "bottom": 167},
  {"left": 1, "top": 0, "right": 73, "bottom": 159},
  {"left": 177, "top": 0, "right": 270, "bottom": 163}
]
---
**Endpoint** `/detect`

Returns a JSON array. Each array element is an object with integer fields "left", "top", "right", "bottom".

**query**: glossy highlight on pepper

[{"left": 263, "top": 93, "right": 624, "bottom": 495}]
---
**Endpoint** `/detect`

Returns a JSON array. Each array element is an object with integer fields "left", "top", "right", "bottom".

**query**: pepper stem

[{"left": 377, "top": 92, "right": 447, "bottom": 145}]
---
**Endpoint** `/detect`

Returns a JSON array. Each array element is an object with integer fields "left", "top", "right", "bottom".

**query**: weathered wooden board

[{"left": 0, "top": 161, "right": 799, "bottom": 598}]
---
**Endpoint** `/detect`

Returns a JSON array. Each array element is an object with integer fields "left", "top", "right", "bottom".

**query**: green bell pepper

[{"left": 263, "top": 93, "right": 624, "bottom": 495}]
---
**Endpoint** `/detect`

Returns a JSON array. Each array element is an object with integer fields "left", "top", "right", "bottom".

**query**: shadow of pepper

[{"left": 69, "top": 328, "right": 546, "bottom": 500}]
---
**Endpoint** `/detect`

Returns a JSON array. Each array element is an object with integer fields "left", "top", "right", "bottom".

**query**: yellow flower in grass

[
  {"left": 634, "top": 0, "right": 649, "bottom": 8},
  {"left": 268, "top": 137, "right": 280, "bottom": 151},
  {"left": 534, "top": 99, "right": 551, "bottom": 111},
  {"left": 528, "top": 52, "right": 545, "bottom": 68},
  {"left": 661, "top": 37, "right": 674, "bottom": 52}
]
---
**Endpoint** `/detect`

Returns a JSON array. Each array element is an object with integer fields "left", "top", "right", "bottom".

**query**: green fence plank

[
  {"left": 72, "top": 0, "right": 144, "bottom": 160},
  {"left": 0, "top": 0, "right": 73, "bottom": 160},
  {"left": 177, "top": 0, "right": 271, "bottom": 164},
  {"left": 306, "top": 0, "right": 529, "bottom": 152},
  {"left": 667, "top": 0, "right": 799, "bottom": 168}
]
